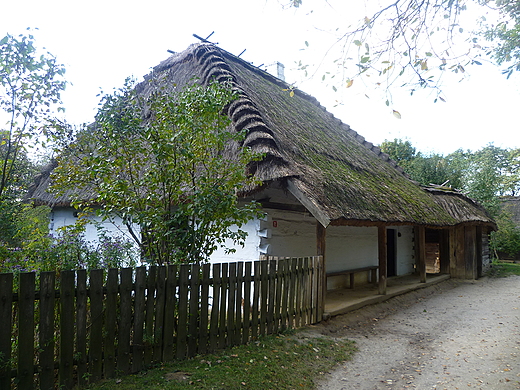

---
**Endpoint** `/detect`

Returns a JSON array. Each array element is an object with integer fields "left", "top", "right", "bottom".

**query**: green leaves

[{"left": 53, "top": 80, "right": 262, "bottom": 265}]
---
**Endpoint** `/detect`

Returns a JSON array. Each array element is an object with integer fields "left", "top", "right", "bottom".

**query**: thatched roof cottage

[{"left": 28, "top": 43, "right": 495, "bottom": 291}]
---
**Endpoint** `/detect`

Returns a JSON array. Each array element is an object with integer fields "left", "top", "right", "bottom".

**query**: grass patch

[
  {"left": 487, "top": 261, "right": 520, "bottom": 277},
  {"left": 86, "top": 331, "right": 356, "bottom": 390}
]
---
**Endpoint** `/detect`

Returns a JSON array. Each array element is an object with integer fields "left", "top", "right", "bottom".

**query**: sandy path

[{"left": 308, "top": 276, "right": 520, "bottom": 390}]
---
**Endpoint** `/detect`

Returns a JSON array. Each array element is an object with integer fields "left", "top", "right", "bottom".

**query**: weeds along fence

[{"left": 0, "top": 256, "right": 324, "bottom": 389}]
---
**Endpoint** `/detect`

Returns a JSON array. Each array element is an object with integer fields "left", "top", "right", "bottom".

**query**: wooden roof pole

[
  {"left": 378, "top": 226, "right": 387, "bottom": 295},
  {"left": 415, "top": 226, "right": 427, "bottom": 283},
  {"left": 316, "top": 221, "right": 327, "bottom": 318}
]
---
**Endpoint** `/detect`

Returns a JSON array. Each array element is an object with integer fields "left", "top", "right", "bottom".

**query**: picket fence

[{"left": 0, "top": 256, "right": 324, "bottom": 389}]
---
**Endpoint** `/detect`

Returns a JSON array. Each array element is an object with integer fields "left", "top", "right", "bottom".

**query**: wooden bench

[{"left": 326, "top": 266, "right": 378, "bottom": 289}]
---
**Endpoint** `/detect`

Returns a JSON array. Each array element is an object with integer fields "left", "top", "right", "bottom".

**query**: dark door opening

[{"left": 387, "top": 228, "right": 397, "bottom": 277}]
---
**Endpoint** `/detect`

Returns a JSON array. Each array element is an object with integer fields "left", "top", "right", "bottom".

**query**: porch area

[{"left": 324, "top": 273, "right": 450, "bottom": 318}]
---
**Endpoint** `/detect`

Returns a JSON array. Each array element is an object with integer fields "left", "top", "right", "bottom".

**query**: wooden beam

[
  {"left": 378, "top": 226, "right": 387, "bottom": 295},
  {"left": 316, "top": 222, "right": 327, "bottom": 316},
  {"left": 415, "top": 226, "right": 427, "bottom": 283}
]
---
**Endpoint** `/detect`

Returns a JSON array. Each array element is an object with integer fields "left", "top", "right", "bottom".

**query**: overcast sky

[{"left": 2, "top": 0, "right": 519, "bottom": 155}]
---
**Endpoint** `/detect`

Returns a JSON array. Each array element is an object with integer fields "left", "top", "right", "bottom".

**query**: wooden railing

[{"left": 0, "top": 256, "right": 324, "bottom": 389}]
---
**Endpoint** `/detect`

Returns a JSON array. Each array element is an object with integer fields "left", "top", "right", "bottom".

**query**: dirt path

[{"left": 307, "top": 276, "right": 520, "bottom": 390}]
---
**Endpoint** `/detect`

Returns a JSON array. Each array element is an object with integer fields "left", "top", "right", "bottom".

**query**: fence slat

[
  {"left": 153, "top": 267, "right": 167, "bottom": 362},
  {"left": 251, "top": 261, "right": 260, "bottom": 339},
  {"left": 234, "top": 262, "right": 244, "bottom": 346},
  {"left": 176, "top": 264, "right": 189, "bottom": 360},
  {"left": 227, "top": 262, "right": 237, "bottom": 347},
  {"left": 259, "top": 261, "right": 268, "bottom": 337},
  {"left": 117, "top": 268, "right": 133, "bottom": 374},
  {"left": 59, "top": 270, "right": 75, "bottom": 389},
  {"left": 39, "top": 272, "right": 55, "bottom": 390},
  {"left": 143, "top": 266, "right": 156, "bottom": 367},
  {"left": 242, "top": 262, "right": 252, "bottom": 344},
  {"left": 218, "top": 263, "right": 229, "bottom": 349},
  {"left": 76, "top": 270, "right": 88, "bottom": 387},
  {"left": 18, "top": 272, "right": 35, "bottom": 390},
  {"left": 162, "top": 265, "right": 177, "bottom": 362},
  {"left": 132, "top": 267, "right": 147, "bottom": 373},
  {"left": 198, "top": 264, "right": 211, "bottom": 354},
  {"left": 89, "top": 269, "right": 104, "bottom": 383},
  {"left": 104, "top": 269, "right": 118, "bottom": 379},
  {"left": 279, "top": 260, "right": 289, "bottom": 331},
  {"left": 0, "top": 273, "right": 13, "bottom": 390},
  {"left": 188, "top": 264, "right": 200, "bottom": 357},
  {"left": 209, "top": 264, "right": 221, "bottom": 352}
]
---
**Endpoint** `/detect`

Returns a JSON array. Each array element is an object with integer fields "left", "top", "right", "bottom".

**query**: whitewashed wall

[{"left": 49, "top": 207, "right": 138, "bottom": 245}]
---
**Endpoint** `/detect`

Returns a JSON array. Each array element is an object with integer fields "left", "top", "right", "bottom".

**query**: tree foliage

[
  {"left": 0, "top": 31, "right": 66, "bottom": 200},
  {"left": 52, "top": 79, "right": 263, "bottom": 265},
  {"left": 291, "top": 0, "right": 519, "bottom": 100}
]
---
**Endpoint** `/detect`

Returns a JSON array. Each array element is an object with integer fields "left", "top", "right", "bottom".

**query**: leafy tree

[
  {"left": 0, "top": 32, "right": 66, "bottom": 200},
  {"left": 52, "top": 79, "right": 263, "bottom": 265}
]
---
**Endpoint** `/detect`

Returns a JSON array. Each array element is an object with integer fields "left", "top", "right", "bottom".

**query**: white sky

[{"left": 2, "top": 0, "right": 519, "bottom": 156}]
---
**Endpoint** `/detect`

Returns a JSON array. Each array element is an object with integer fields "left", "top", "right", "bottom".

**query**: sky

[{"left": 2, "top": 0, "right": 519, "bottom": 156}]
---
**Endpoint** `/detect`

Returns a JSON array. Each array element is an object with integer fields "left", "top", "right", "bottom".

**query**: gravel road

[{"left": 308, "top": 276, "right": 520, "bottom": 390}]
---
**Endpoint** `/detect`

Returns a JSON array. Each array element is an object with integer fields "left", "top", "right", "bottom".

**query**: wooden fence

[{"left": 0, "top": 256, "right": 324, "bottom": 389}]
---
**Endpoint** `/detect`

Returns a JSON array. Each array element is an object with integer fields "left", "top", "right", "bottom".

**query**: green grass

[
  {"left": 85, "top": 331, "right": 356, "bottom": 390},
  {"left": 487, "top": 260, "right": 520, "bottom": 277}
]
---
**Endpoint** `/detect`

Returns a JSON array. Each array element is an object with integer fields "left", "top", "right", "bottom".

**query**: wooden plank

[
  {"left": 76, "top": 270, "right": 88, "bottom": 387},
  {"left": 302, "top": 258, "right": 310, "bottom": 325},
  {"left": 0, "top": 273, "right": 13, "bottom": 390},
  {"left": 279, "top": 260, "right": 289, "bottom": 331},
  {"left": 218, "top": 263, "right": 228, "bottom": 349},
  {"left": 176, "top": 264, "right": 189, "bottom": 360},
  {"left": 476, "top": 226, "right": 483, "bottom": 278},
  {"left": 38, "top": 272, "right": 55, "bottom": 390},
  {"left": 266, "top": 260, "right": 276, "bottom": 334},
  {"left": 188, "top": 264, "right": 200, "bottom": 357},
  {"left": 234, "top": 262, "right": 244, "bottom": 346},
  {"left": 465, "top": 226, "right": 477, "bottom": 279},
  {"left": 288, "top": 258, "right": 297, "bottom": 329},
  {"left": 18, "top": 272, "right": 35, "bottom": 390},
  {"left": 103, "top": 269, "right": 118, "bottom": 378},
  {"left": 199, "top": 264, "right": 211, "bottom": 354},
  {"left": 316, "top": 256, "right": 322, "bottom": 323},
  {"left": 209, "top": 264, "right": 221, "bottom": 352},
  {"left": 118, "top": 268, "right": 133, "bottom": 374},
  {"left": 162, "top": 265, "right": 177, "bottom": 362},
  {"left": 294, "top": 258, "right": 303, "bottom": 328},
  {"left": 143, "top": 266, "right": 157, "bottom": 366},
  {"left": 274, "top": 259, "right": 283, "bottom": 333},
  {"left": 227, "top": 262, "right": 237, "bottom": 346},
  {"left": 89, "top": 269, "right": 104, "bottom": 383},
  {"left": 251, "top": 261, "right": 260, "bottom": 339},
  {"left": 132, "top": 266, "right": 147, "bottom": 372},
  {"left": 259, "top": 260, "right": 268, "bottom": 336},
  {"left": 242, "top": 262, "right": 252, "bottom": 344},
  {"left": 59, "top": 270, "right": 75, "bottom": 389},
  {"left": 153, "top": 266, "right": 167, "bottom": 362},
  {"left": 316, "top": 222, "right": 327, "bottom": 317},
  {"left": 378, "top": 226, "right": 388, "bottom": 294}
]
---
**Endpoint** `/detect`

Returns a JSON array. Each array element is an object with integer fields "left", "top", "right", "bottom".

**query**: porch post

[
  {"left": 316, "top": 222, "right": 326, "bottom": 318},
  {"left": 378, "top": 226, "right": 387, "bottom": 295},
  {"left": 415, "top": 226, "right": 427, "bottom": 283}
]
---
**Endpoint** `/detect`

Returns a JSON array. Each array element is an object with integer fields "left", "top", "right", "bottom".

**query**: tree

[
  {"left": 0, "top": 32, "right": 66, "bottom": 200},
  {"left": 290, "top": 0, "right": 519, "bottom": 101},
  {"left": 52, "top": 79, "right": 263, "bottom": 265}
]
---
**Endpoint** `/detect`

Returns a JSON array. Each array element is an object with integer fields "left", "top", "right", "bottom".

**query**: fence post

[
  {"left": 162, "top": 264, "right": 177, "bottom": 362},
  {"left": 59, "top": 270, "right": 75, "bottom": 389},
  {"left": 89, "top": 269, "right": 104, "bottom": 383},
  {"left": 103, "top": 269, "right": 118, "bottom": 379},
  {"left": 117, "top": 268, "right": 133, "bottom": 374},
  {"left": 132, "top": 266, "right": 147, "bottom": 372},
  {"left": 0, "top": 273, "right": 13, "bottom": 390},
  {"left": 76, "top": 270, "right": 88, "bottom": 387}
]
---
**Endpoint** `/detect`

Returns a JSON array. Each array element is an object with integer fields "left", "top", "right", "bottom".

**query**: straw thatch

[{"left": 27, "top": 42, "right": 495, "bottom": 229}]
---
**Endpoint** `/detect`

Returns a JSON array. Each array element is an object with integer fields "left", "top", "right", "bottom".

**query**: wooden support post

[
  {"left": 415, "top": 226, "right": 427, "bottom": 283},
  {"left": 316, "top": 222, "right": 326, "bottom": 316},
  {"left": 378, "top": 226, "right": 387, "bottom": 295}
]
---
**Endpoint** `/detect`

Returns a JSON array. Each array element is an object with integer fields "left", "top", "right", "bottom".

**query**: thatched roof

[
  {"left": 27, "top": 42, "right": 495, "bottom": 228},
  {"left": 425, "top": 186, "right": 496, "bottom": 228}
]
